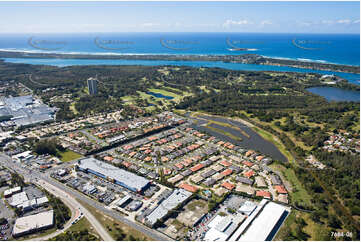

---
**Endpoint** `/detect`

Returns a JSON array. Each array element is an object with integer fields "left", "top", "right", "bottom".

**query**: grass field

[
  {"left": 69, "top": 102, "right": 78, "bottom": 115},
  {"left": 205, "top": 123, "right": 243, "bottom": 141},
  {"left": 67, "top": 217, "right": 98, "bottom": 235},
  {"left": 270, "top": 163, "right": 313, "bottom": 208},
  {"left": 19, "top": 227, "right": 57, "bottom": 241},
  {"left": 58, "top": 150, "right": 83, "bottom": 162},
  {"left": 52, "top": 217, "right": 100, "bottom": 240},
  {"left": 275, "top": 210, "right": 330, "bottom": 241},
  {"left": 77, "top": 200, "right": 152, "bottom": 241}
]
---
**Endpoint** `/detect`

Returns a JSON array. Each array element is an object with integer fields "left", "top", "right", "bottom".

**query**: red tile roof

[
  {"left": 243, "top": 161, "right": 254, "bottom": 167},
  {"left": 175, "top": 163, "right": 184, "bottom": 169},
  {"left": 244, "top": 170, "right": 255, "bottom": 178},
  {"left": 274, "top": 185, "right": 288, "bottom": 194},
  {"left": 245, "top": 150, "right": 255, "bottom": 157},
  {"left": 222, "top": 182, "right": 235, "bottom": 190},
  {"left": 163, "top": 168, "right": 172, "bottom": 175},
  {"left": 190, "top": 163, "right": 204, "bottom": 172},
  {"left": 179, "top": 183, "right": 198, "bottom": 193},
  {"left": 104, "top": 156, "right": 114, "bottom": 162},
  {"left": 256, "top": 190, "right": 271, "bottom": 198},
  {"left": 221, "top": 169, "right": 233, "bottom": 176},
  {"left": 122, "top": 161, "right": 131, "bottom": 168},
  {"left": 220, "top": 160, "right": 232, "bottom": 167}
]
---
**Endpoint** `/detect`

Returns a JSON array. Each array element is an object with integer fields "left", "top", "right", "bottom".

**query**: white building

[{"left": 12, "top": 210, "right": 54, "bottom": 237}]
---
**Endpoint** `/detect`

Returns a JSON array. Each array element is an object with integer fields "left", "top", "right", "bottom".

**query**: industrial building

[
  {"left": 204, "top": 214, "right": 247, "bottom": 241},
  {"left": 228, "top": 199, "right": 289, "bottom": 241},
  {"left": 12, "top": 210, "right": 54, "bottom": 237},
  {"left": 87, "top": 77, "right": 98, "bottom": 95},
  {"left": 76, "top": 157, "right": 151, "bottom": 192},
  {"left": 4, "top": 186, "right": 22, "bottom": 198},
  {"left": 203, "top": 199, "right": 289, "bottom": 241},
  {"left": 9, "top": 192, "right": 28, "bottom": 207},
  {"left": 0, "top": 95, "right": 56, "bottom": 127},
  {"left": 145, "top": 188, "right": 192, "bottom": 227}
]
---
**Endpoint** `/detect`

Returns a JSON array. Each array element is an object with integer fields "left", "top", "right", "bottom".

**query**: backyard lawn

[{"left": 59, "top": 150, "right": 83, "bottom": 162}]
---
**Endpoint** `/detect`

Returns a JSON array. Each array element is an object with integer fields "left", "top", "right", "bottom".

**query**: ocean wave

[
  {"left": 0, "top": 48, "right": 224, "bottom": 57},
  {"left": 263, "top": 55, "right": 340, "bottom": 65}
]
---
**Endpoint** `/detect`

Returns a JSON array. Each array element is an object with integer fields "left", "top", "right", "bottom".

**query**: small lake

[
  {"left": 307, "top": 87, "right": 360, "bottom": 102},
  {"left": 146, "top": 91, "right": 174, "bottom": 100}
]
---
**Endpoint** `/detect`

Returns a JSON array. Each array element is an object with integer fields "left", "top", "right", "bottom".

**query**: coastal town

[
  {"left": 0, "top": 54, "right": 359, "bottom": 242},
  {"left": 0, "top": 77, "right": 300, "bottom": 241}
]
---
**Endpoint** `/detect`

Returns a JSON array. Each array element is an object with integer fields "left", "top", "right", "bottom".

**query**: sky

[{"left": 0, "top": 1, "right": 359, "bottom": 33}]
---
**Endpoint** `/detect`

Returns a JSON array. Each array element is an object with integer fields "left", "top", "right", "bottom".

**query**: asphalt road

[
  {"left": 29, "top": 180, "right": 82, "bottom": 241},
  {"left": 35, "top": 179, "right": 113, "bottom": 241},
  {"left": 0, "top": 153, "right": 170, "bottom": 241}
]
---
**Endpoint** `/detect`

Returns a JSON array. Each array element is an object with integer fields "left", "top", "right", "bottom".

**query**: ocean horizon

[{"left": 0, "top": 32, "right": 359, "bottom": 66}]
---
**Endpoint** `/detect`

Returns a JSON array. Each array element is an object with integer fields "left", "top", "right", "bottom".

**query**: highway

[
  {"left": 29, "top": 180, "right": 82, "bottom": 241},
  {"left": 0, "top": 153, "right": 170, "bottom": 241},
  {"left": 34, "top": 179, "right": 113, "bottom": 241}
]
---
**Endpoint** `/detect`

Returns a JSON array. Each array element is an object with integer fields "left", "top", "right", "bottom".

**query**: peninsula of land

[{"left": 0, "top": 51, "right": 359, "bottom": 74}]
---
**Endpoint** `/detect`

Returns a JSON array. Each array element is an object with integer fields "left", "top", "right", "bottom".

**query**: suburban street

[{"left": 0, "top": 153, "right": 170, "bottom": 241}]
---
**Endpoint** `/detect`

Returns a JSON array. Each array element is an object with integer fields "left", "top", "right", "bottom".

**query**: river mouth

[{"left": 307, "top": 87, "right": 360, "bottom": 102}]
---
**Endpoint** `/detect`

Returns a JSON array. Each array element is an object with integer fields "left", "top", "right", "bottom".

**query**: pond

[
  {"left": 146, "top": 91, "right": 174, "bottom": 100},
  {"left": 187, "top": 113, "right": 288, "bottom": 162}
]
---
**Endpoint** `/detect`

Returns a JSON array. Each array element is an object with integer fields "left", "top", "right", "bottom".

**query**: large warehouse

[
  {"left": 12, "top": 210, "right": 54, "bottom": 237},
  {"left": 76, "top": 157, "right": 151, "bottom": 192},
  {"left": 0, "top": 95, "right": 56, "bottom": 127}
]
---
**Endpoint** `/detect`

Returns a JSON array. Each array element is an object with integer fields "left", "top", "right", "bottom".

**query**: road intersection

[{"left": 0, "top": 153, "right": 170, "bottom": 241}]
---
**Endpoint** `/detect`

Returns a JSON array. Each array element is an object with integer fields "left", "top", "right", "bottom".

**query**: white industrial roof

[
  {"left": 4, "top": 186, "right": 21, "bottom": 196},
  {"left": 78, "top": 158, "right": 150, "bottom": 192},
  {"left": 10, "top": 191, "right": 28, "bottom": 207},
  {"left": 117, "top": 195, "right": 131, "bottom": 207},
  {"left": 239, "top": 201, "right": 288, "bottom": 241},
  {"left": 13, "top": 210, "right": 54, "bottom": 236},
  {"left": 204, "top": 216, "right": 228, "bottom": 241},
  {"left": 146, "top": 189, "right": 192, "bottom": 226},
  {"left": 238, "top": 201, "right": 257, "bottom": 216},
  {"left": 228, "top": 199, "right": 268, "bottom": 241},
  {"left": 36, "top": 196, "right": 49, "bottom": 205}
]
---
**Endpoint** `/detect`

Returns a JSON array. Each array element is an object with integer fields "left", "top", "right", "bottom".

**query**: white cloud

[
  {"left": 140, "top": 22, "right": 160, "bottom": 28},
  {"left": 353, "top": 19, "right": 360, "bottom": 24},
  {"left": 321, "top": 20, "right": 334, "bottom": 24},
  {"left": 298, "top": 21, "right": 312, "bottom": 27},
  {"left": 222, "top": 19, "right": 252, "bottom": 28},
  {"left": 337, "top": 19, "right": 351, "bottom": 24},
  {"left": 260, "top": 20, "right": 272, "bottom": 26}
]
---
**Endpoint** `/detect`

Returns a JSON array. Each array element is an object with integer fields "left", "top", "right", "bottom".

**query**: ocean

[{"left": 0, "top": 32, "right": 360, "bottom": 84}]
